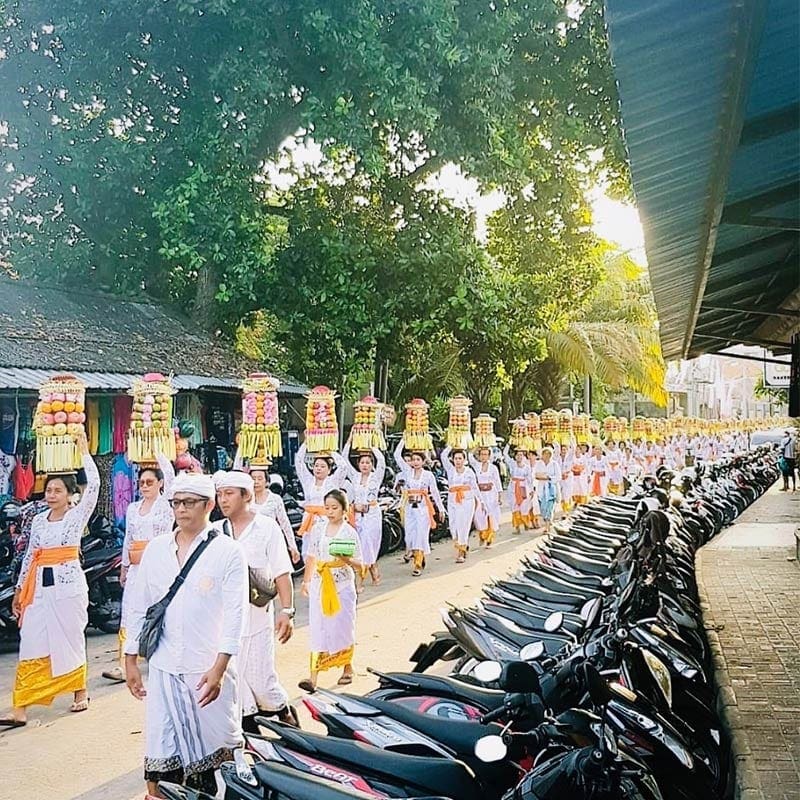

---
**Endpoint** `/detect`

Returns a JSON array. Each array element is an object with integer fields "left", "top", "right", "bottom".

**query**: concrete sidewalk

[{"left": 697, "top": 484, "right": 800, "bottom": 800}]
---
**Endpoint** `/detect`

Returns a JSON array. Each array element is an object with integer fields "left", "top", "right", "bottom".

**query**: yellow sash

[{"left": 316, "top": 558, "right": 347, "bottom": 617}]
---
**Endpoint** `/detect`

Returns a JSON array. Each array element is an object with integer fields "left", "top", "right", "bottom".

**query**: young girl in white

[
  {"left": 300, "top": 489, "right": 362, "bottom": 690},
  {"left": 441, "top": 447, "right": 480, "bottom": 563}
]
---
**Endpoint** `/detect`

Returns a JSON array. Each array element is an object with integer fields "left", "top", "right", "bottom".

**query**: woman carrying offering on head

[
  {"left": 469, "top": 447, "right": 503, "bottom": 548},
  {"left": 299, "top": 490, "right": 362, "bottom": 691},
  {"left": 503, "top": 444, "right": 534, "bottom": 535},
  {"left": 103, "top": 452, "right": 175, "bottom": 683},
  {"left": 294, "top": 442, "right": 348, "bottom": 557},
  {"left": 1, "top": 432, "right": 98, "bottom": 727},
  {"left": 341, "top": 438, "right": 386, "bottom": 588},
  {"left": 393, "top": 439, "right": 445, "bottom": 576},
  {"left": 441, "top": 446, "right": 480, "bottom": 563}
]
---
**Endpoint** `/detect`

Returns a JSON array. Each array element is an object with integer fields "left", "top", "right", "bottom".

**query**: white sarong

[{"left": 144, "top": 665, "right": 243, "bottom": 777}]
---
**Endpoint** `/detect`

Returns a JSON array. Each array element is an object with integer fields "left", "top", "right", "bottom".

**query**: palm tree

[{"left": 519, "top": 252, "right": 667, "bottom": 410}]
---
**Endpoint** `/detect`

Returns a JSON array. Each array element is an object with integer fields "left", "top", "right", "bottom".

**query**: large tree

[{"left": 1, "top": 0, "right": 624, "bottom": 331}]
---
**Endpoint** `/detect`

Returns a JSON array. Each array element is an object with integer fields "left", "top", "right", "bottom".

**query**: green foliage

[{"left": 0, "top": 0, "right": 641, "bottom": 405}]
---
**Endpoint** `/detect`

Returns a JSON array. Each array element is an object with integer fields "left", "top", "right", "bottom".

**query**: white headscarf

[
  {"left": 213, "top": 470, "right": 255, "bottom": 498},
  {"left": 167, "top": 472, "right": 216, "bottom": 500}
]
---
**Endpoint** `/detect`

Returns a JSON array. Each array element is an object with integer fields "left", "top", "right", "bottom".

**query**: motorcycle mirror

[
  {"left": 502, "top": 661, "right": 541, "bottom": 694},
  {"left": 519, "top": 641, "right": 545, "bottom": 661},
  {"left": 580, "top": 598, "right": 598, "bottom": 622},
  {"left": 473, "top": 660, "right": 503, "bottom": 683},
  {"left": 544, "top": 611, "right": 564, "bottom": 633},
  {"left": 474, "top": 735, "right": 508, "bottom": 763}
]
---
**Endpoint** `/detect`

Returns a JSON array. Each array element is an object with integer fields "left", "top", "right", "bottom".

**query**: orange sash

[
  {"left": 591, "top": 471, "right": 606, "bottom": 496},
  {"left": 449, "top": 485, "right": 470, "bottom": 504},
  {"left": 406, "top": 490, "right": 436, "bottom": 529},
  {"left": 18, "top": 545, "right": 81, "bottom": 622},
  {"left": 128, "top": 539, "right": 148, "bottom": 566},
  {"left": 512, "top": 477, "right": 528, "bottom": 506},
  {"left": 299, "top": 505, "right": 326, "bottom": 536}
]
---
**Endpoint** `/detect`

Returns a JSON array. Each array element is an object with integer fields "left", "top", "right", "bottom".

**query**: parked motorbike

[{"left": 155, "top": 447, "right": 778, "bottom": 800}]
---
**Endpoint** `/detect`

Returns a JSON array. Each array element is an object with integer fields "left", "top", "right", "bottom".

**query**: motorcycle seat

[
  {"left": 251, "top": 760, "right": 451, "bottom": 800},
  {"left": 371, "top": 670, "right": 507, "bottom": 712},
  {"left": 256, "top": 724, "right": 480, "bottom": 798},
  {"left": 345, "top": 693, "right": 501, "bottom": 755}
]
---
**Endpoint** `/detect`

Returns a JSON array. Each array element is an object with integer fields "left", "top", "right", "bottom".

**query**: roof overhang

[
  {"left": 605, "top": 0, "right": 799, "bottom": 360},
  {"left": 0, "top": 368, "right": 308, "bottom": 396}
]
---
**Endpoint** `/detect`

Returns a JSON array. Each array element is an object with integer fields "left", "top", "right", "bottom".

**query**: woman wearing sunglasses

[{"left": 102, "top": 452, "right": 175, "bottom": 682}]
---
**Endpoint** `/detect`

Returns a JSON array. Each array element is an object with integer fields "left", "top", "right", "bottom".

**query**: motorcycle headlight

[{"left": 642, "top": 648, "right": 673, "bottom": 709}]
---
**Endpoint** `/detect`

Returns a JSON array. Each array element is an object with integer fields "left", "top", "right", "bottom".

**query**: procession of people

[{"left": 0, "top": 370, "right": 786, "bottom": 797}]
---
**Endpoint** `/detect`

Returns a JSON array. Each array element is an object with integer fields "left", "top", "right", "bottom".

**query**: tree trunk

[
  {"left": 192, "top": 262, "right": 218, "bottom": 331},
  {"left": 536, "top": 359, "right": 564, "bottom": 409}
]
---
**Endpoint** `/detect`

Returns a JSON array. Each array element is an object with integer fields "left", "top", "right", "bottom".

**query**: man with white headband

[
  {"left": 124, "top": 471, "right": 248, "bottom": 797},
  {"left": 212, "top": 469, "right": 298, "bottom": 730}
]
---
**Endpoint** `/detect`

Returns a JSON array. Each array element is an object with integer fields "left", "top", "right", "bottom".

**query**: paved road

[
  {"left": 698, "top": 484, "right": 800, "bottom": 800},
  {"left": 0, "top": 514, "right": 543, "bottom": 799}
]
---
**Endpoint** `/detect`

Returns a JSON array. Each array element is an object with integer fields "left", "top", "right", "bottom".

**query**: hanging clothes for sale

[
  {"left": 0, "top": 396, "right": 19, "bottom": 455},
  {"left": 12, "top": 458, "right": 34, "bottom": 501},
  {"left": 98, "top": 396, "right": 113, "bottom": 455},
  {"left": 86, "top": 399, "right": 100, "bottom": 454},
  {"left": 112, "top": 394, "right": 132, "bottom": 454},
  {"left": 174, "top": 394, "right": 204, "bottom": 447},
  {"left": 111, "top": 454, "right": 137, "bottom": 530}
]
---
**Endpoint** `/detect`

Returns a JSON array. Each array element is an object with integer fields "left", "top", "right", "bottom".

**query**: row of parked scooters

[{"left": 158, "top": 446, "right": 780, "bottom": 800}]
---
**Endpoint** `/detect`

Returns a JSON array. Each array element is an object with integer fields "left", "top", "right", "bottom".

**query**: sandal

[
  {"left": 412, "top": 569, "right": 422, "bottom": 577},
  {"left": 337, "top": 674, "right": 353, "bottom": 686},
  {"left": 297, "top": 679, "right": 316, "bottom": 693},
  {"left": 70, "top": 697, "right": 90, "bottom": 713},
  {"left": 0, "top": 718, "right": 26, "bottom": 729}
]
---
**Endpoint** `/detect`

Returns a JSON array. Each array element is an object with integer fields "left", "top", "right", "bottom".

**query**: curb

[{"left": 695, "top": 548, "right": 761, "bottom": 800}]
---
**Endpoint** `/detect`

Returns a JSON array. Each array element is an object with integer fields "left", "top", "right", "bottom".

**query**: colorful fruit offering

[
  {"left": 473, "top": 413, "right": 497, "bottom": 448},
  {"left": 351, "top": 396, "right": 386, "bottom": 451},
  {"left": 238, "top": 373, "right": 282, "bottom": 464},
  {"left": 557, "top": 409, "right": 573, "bottom": 445},
  {"left": 446, "top": 395, "right": 474, "bottom": 449},
  {"left": 34, "top": 375, "right": 87, "bottom": 472},
  {"left": 305, "top": 385, "right": 339, "bottom": 453},
  {"left": 509, "top": 418, "right": 533, "bottom": 451},
  {"left": 128, "top": 373, "right": 177, "bottom": 464},
  {"left": 403, "top": 398, "right": 434, "bottom": 451},
  {"left": 574, "top": 413, "right": 590, "bottom": 445}
]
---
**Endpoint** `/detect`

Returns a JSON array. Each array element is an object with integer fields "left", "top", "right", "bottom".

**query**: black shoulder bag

[
  {"left": 222, "top": 519, "right": 277, "bottom": 607},
  {"left": 137, "top": 530, "right": 218, "bottom": 660}
]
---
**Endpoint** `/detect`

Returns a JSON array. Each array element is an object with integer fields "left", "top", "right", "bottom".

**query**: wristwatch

[{"left": 280, "top": 607, "right": 296, "bottom": 619}]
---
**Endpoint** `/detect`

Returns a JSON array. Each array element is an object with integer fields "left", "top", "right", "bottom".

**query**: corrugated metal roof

[
  {"left": 605, "top": 0, "right": 799, "bottom": 360},
  {"left": 0, "top": 368, "right": 307, "bottom": 396}
]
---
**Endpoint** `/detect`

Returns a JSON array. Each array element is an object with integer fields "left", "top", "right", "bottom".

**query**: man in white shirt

[
  {"left": 213, "top": 470, "right": 297, "bottom": 732},
  {"left": 124, "top": 473, "right": 248, "bottom": 798}
]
